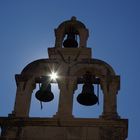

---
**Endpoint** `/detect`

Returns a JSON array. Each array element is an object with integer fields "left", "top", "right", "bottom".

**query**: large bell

[
  {"left": 35, "top": 83, "right": 54, "bottom": 102},
  {"left": 63, "top": 32, "right": 78, "bottom": 48},
  {"left": 77, "top": 72, "right": 98, "bottom": 106},
  {"left": 77, "top": 84, "right": 98, "bottom": 106}
]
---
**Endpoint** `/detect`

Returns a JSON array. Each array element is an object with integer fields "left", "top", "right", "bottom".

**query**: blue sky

[{"left": 0, "top": 0, "right": 140, "bottom": 139}]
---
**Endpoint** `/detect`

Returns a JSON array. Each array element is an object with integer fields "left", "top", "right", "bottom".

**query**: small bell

[{"left": 63, "top": 27, "right": 78, "bottom": 48}]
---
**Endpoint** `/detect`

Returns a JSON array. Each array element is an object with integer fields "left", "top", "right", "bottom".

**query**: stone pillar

[
  {"left": 54, "top": 28, "right": 64, "bottom": 48},
  {"left": 55, "top": 76, "right": 77, "bottom": 119},
  {"left": 13, "top": 76, "right": 35, "bottom": 117},
  {"left": 100, "top": 76, "right": 120, "bottom": 119},
  {"left": 79, "top": 28, "right": 89, "bottom": 48}
]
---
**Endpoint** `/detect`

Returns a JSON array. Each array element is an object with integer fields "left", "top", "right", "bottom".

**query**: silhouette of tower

[{"left": 0, "top": 17, "right": 128, "bottom": 140}]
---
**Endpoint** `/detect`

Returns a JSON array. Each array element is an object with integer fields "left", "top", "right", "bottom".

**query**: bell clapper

[
  {"left": 40, "top": 101, "right": 43, "bottom": 110},
  {"left": 97, "top": 84, "right": 100, "bottom": 105}
]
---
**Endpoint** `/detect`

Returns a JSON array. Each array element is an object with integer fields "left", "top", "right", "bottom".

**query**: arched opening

[
  {"left": 29, "top": 83, "right": 60, "bottom": 117},
  {"left": 72, "top": 82, "right": 103, "bottom": 118},
  {"left": 54, "top": 17, "right": 88, "bottom": 48},
  {"left": 62, "top": 33, "right": 80, "bottom": 48}
]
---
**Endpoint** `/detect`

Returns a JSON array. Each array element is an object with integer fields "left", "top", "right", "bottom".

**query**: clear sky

[{"left": 0, "top": 0, "right": 140, "bottom": 139}]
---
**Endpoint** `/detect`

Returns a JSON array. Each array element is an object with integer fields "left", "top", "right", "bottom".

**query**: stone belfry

[{"left": 0, "top": 17, "right": 128, "bottom": 140}]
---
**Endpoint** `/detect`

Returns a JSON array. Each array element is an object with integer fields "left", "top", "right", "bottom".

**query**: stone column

[
  {"left": 54, "top": 28, "right": 64, "bottom": 48},
  {"left": 55, "top": 76, "right": 77, "bottom": 119},
  {"left": 13, "top": 76, "right": 35, "bottom": 117},
  {"left": 79, "top": 28, "right": 89, "bottom": 48},
  {"left": 100, "top": 76, "right": 120, "bottom": 119}
]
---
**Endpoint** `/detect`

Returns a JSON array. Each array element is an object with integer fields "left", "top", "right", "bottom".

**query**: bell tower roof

[{"left": 58, "top": 16, "right": 86, "bottom": 30}]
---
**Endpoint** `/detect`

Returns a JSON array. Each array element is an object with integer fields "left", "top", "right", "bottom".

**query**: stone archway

[
  {"left": 13, "top": 59, "right": 60, "bottom": 117},
  {"left": 70, "top": 59, "right": 120, "bottom": 119}
]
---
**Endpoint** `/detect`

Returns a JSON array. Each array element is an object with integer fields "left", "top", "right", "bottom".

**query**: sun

[{"left": 49, "top": 71, "right": 58, "bottom": 81}]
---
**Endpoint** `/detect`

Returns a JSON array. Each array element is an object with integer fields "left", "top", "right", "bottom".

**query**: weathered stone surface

[
  {"left": 0, "top": 117, "right": 128, "bottom": 140},
  {"left": 0, "top": 17, "right": 128, "bottom": 140}
]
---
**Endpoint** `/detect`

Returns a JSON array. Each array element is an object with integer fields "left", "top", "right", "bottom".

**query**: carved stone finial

[{"left": 71, "top": 16, "right": 77, "bottom": 21}]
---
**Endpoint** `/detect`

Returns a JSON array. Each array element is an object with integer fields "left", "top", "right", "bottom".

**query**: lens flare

[{"left": 49, "top": 72, "right": 58, "bottom": 81}]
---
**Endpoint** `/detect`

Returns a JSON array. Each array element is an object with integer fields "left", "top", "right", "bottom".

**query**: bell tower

[{"left": 0, "top": 17, "right": 128, "bottom": 140}]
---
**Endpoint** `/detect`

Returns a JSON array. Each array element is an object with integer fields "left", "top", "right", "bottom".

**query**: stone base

[{"left": 0, "top": 117, "right": 128, "bottom": 140}]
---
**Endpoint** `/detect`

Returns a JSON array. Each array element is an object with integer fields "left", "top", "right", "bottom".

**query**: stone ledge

[
  {"left": 0, "top": 117, "right": 128, "bottom": 128},
  {"left": 48, "top": 47, "right": 92, "bottom": 60}
]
